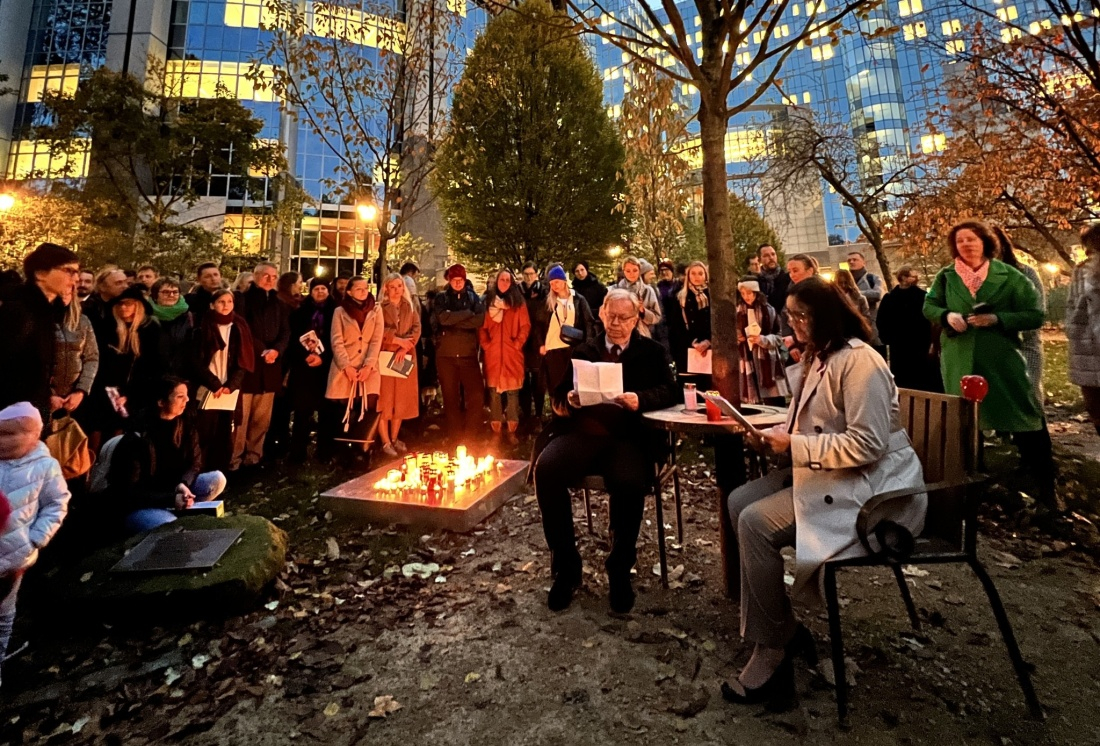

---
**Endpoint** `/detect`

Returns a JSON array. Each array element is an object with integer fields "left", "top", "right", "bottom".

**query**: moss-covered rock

[{"left": 50, "top": 515, "right": 288, "bottom": 619}]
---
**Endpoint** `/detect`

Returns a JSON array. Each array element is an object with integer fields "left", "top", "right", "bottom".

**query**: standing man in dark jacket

[
  {"left": 230, "top": 262, "right": 290, "bottom": 470},
  {"left": 571, "top": 261, "right": 607, "bottom": 314},
  {"left": 430, "top": 264, "right": 486, "bottom": 443},
  {"left": 520, "top": 262, "right": 548, "bottom": 422},
  {"left": 186, "top": 262, "right": 224, "bottom": 327},
  {"left": 534, "top": 289, "right": 678, "bottom": 614},
  {"left": 0, "top": 243, "right": 79, "bottom": 420},
  {"left": 876, "top": 266, "right": 940, "bottom": 391},
  {"left": 756, "top": 245, "right": 789, "bottom": 315},
  {"left": 82, "top": 266, "right": 128, "bottom": 335}
]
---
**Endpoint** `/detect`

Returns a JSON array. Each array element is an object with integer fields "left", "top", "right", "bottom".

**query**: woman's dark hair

[
  {"left": 1082, "top": 223, "right": 1100, "bottom": 256},
  {"left": 150, "top": 277, "right": 180, "bottom": 299},
  {"left": 947, "top": 220, "right": 999, "bottom": 260},
  {"left": 788, "top": 277, "right": 872, "bottom": 358},
  {"left": 399, "top": 262, "right": 418, "bottom": 275},
  {"left": 346, "top": 275, "right": 368, "bottom": 291},
  {"left": 277, "top": 271, "right": 300, "bottom": 294},
  {"left": 485, "top": 269, "right": 524, "bottom": 308},
  {"left": 154, "top": 375, "right": 188, "bottom": 406},
  {"left": 991, "top": 225, "right": 1022, "bottom": 268},
  {"left": 209, "top": 288, "right": 233, "bottom": 306},
  {"left": 833, "top": 269, "right": 863, "bottom": 304}
]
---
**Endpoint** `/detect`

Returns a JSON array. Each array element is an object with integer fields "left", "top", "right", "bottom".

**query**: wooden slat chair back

[{"left": 822, "top": 386, "right": 1043, "bottom": 725}]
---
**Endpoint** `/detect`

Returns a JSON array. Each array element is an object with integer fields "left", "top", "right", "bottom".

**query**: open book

[
  {"left": 572, "top": 360, "right": 624, "bottom": 406},
  {"left": 699, "top": 392, "right": 761, "bottom": 435}
]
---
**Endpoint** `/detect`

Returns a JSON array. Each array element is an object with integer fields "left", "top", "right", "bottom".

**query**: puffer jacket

[
  {"left": 0, "top": 441, "right": 70, "bottom": 575},
  {"left": 1067, "top": 255, "right": 1100, "bottom": 387},
  {"left": 51, "top": 314, "right": 100, "bottom": 399}
]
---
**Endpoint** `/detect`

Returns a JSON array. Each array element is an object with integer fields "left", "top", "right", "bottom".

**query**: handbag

[
  {"left": 554, "top": 305, "right": 585, "bottom": 345},
  {"left": 44, "top": 413, "right": 94, "bottom": 480}
]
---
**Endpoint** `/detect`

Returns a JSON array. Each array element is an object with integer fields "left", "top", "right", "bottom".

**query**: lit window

[
  {"left": 945, "top": 38, "right": 965, "bottom": 55},
  {"left": 23, "top": 64, "right": 81, "bottom": 103},
  {"left": 224, "top": 0, "right": 278, "bottom": 29},
  {"left": 811, "top": 43, "right": 834, "bottom": 61},
  {"left": 447, "top": 0, "right": 466, "bottom": 18},
  {"left": 803, "top": 91, "right": 812, "bottom": 103},
  {"left": 1000, "top": 26, "right": 1023, "bottom": 42},
  {"left": 996, "top": 5, "right": 1018, "bottom": 22},
  {"left": 898, "top": 0, "right": 923, "bottom": 17},
  {"left": 165, "top": 60, "right": 277, "bottom": 102},
  {"left": 941, "top": 19, "right": 962, "bottom": 35},
  {"left": 920, "top": 133, "right": 946, "bottom": 152},
  {"left": 6, "top": 139, "right": 89, "bottom": 180}
]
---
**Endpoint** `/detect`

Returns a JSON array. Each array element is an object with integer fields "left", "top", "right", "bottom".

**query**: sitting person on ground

[
  {"left": 106, "top": 376, "right": 227, "bottom": 534},
  {"left": 533, "top": 289, "right": 678, "bottom": 614},
  {"left": 0, "top": 402, "right": 71, "bottom": 688},
  {"left": 721, "top": 278, "right": 926, "bottom": 709}
]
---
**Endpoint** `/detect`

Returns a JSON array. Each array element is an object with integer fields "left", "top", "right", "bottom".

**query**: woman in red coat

[{"left": 480, "top": 269, "right": 531, "bottom": 444}]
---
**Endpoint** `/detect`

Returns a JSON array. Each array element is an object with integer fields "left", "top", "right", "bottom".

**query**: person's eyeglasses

[
  {"left": 159, "top": 289, "right": 180, "bottom": 297},
  {"left": 788, "top": 310, "right": 810, "bottom": 324},
  {"left": 606, "top": 313, "right": 637, "bottom": 325}
]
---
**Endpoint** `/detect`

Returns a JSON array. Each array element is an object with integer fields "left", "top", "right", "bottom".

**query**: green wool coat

[{"left": 923, "top": 259, "right": 1044, "bottom": 432}]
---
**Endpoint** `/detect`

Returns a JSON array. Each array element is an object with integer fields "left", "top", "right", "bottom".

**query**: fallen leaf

[
  {"left": 325, "top": 538, "right": 340, "bottom": 561},
  {"left": 461, "top": 548, "right": 476, "bottom": 557},
  {"left": 264, "top": 601, "right": 279, "bottom": 611},
  {"left": 177, "top": 633, "right": 193, "bottom": 647},
  {"left": 901, "top": 566, "right": 929, "bottom": 578},
  {"left": 402, "top": 562, "right": 440, "bottom": 579},
  {"left": 323, "top": 702, "right": 340, "bottom": 717},
  {"left": 368, "top": 695, "right": 402, "bottom": 718},
  {"left": 465, "top": 672, "right": 481, "bottom": 684},
  {"left": 191, "top": 654, "right": 210, "bottom": 669},
  {"left": 71, "top": 716, "right": 91, "bottom": 734},
  {"left": 80, "top": 572, "right": 93, "bottom": 583},
  {"left": 165, "top": 667, "right": 181, "bottom": 686},
  {"left": 435, "top": 575, "right": 447, "bottom": 584}
]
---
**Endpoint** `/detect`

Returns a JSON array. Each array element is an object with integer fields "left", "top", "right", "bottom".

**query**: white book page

[{"left": 573, "top": 360, "right": 624, "bottom": 406}]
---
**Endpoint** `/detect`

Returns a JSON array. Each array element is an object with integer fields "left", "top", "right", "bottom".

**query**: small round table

[{"left": 643, "top": 403, "right": 789, "bottom": 597}]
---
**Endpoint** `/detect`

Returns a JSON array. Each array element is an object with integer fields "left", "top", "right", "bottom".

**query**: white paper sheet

[
  {"left": 572, "top": 360, "right": 624, "bottom": 406},
  {"left": 379, "top": 350, "right": 414, "bottom": 379},
  {"left": 687, "top": 347, "right": 713, "bottom": 374},
  {"left": 200, "top": 388, "right": 240, "bottom": 411}
]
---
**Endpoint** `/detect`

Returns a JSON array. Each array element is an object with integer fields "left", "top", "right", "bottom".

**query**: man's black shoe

[
  {"left": 548, "top": 572, "right": 581, "bottom": 612},
  {"left": 608, "top": 575, "right": 635, "bottom": 614}
]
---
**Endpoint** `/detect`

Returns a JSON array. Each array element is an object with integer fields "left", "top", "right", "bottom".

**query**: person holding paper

[
  {"left": 533, "top": 289, "right": 678, "bottom": 614},
  {"left": 326, "top": 276, "right": 385, "bottom": 445},
  {"left": 735, "top": 276, "right": 789, "bottom": 405},
  {"left": 664, "top": 261, "right": 712, "bottom": 386},
  {"left": 288, "top": 278, "right": 337, "bottom": 463},
  {"left": 721, "top": 279, "right": 925, "bottom": 709},
  {"left": 538, "top": 265, "right": 596, "bottom": 402},
  {"left": 479, "top": 269, "right": 531, "bottom": 446},
  {"left": 194, "top": 290, "right": 254, "bottom": 473},
  {"left": 107, "top": 377, "right": 227, "bottom": 534},
  {"left": 377, "top": 274, "right": 421, "bottom": 457}
]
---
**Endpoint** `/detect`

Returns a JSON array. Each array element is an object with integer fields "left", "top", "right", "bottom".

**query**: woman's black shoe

[
  {"left": 720, "top": 657, "right": 796, "bottom": 712},
  {"left": 786, "top": 624, "right": 818, "bottom": 666},
  {"left": 547, "top": 571, "right": 581, "bottom": 612}
]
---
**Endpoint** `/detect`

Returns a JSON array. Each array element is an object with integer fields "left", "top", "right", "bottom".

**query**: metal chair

[{"left": 823, "top": 386, "right": 1043, "bottom": 724}]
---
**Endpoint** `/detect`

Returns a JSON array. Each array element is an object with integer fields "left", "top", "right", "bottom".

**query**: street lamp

[
  {"left": 1042, "top": 262, "right": 1060, "bottom": 275},
  {"left": 608, "top": 244, "right": 623, "bottom": 259},
  {"left": 356, "top": 202, "right": 378, "bottom": 223},
  {"left": 0, "top": 193, "right": 15, "bottom": 212}
]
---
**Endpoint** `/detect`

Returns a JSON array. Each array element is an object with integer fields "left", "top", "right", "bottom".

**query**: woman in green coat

[{"left": 923, "top": 220, "right": 1058, "bottom": 509}]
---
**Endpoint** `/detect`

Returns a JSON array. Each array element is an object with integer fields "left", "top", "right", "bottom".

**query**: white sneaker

[{"left": 394, "top": 440, "right": 407, "bottom": 454}]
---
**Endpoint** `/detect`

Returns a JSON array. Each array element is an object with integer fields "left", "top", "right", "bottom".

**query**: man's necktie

[{"left": 608, "top": 344, "right": 621, "bottom": 363}]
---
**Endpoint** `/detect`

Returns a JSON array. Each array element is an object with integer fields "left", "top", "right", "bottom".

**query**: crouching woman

[
  {"left": 722, "top": 278, "right": 926, "bottom": 708},
  {"left": 107, "top": 376, "right": 227, "bottom": 534}
]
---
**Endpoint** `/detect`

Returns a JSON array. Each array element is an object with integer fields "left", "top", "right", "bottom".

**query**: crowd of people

[{"left": 0, "top": 218, "right": 1088, "bottom": 695}]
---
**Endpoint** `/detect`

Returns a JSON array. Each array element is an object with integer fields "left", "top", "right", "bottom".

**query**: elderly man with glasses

[{"left": 533, "top": 288, "right": 678, "bottom": 614}]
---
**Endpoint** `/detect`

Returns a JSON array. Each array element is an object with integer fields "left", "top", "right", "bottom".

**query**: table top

[{"left": 642, "top": 403, "right": 788, "bottom": 435}]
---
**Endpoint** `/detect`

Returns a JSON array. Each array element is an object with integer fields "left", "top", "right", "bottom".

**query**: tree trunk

[{"left": 698, "top": 98, "right": 739, "bottom": 404}]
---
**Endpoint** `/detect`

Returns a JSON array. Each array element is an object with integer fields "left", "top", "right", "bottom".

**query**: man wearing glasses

[
  {"left": 533, "top": 289, "right": 678, "bottom": 614},
  {"left": 0, "top": 243, "right": 80, "bottom": 418}
]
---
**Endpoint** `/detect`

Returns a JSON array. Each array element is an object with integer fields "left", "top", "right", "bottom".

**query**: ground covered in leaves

[{"left": 3, "top": 335, "right": 1100, "bottom": 745}]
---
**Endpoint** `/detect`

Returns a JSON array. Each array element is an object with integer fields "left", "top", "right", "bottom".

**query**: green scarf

[{"left": 152, "top": 297, "right": 190, "bottom": 322}]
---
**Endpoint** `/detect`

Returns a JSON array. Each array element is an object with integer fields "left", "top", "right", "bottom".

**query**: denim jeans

[
  {"left": 124, "top": 471, "right": 228, "bottom": 534},
  {"left": 488, "top": 388, "right": 520, "bottom": 424},
  {"left": 0, "top": 572, "right": 24, "bottom": 689}
]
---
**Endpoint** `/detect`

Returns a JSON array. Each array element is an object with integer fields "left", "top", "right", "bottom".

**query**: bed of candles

[{"left": 370, "top": 446, "right": 504, "bottom": 506}]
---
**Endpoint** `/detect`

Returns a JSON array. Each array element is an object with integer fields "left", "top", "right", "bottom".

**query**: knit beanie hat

[
  {"left": 445, "top": 263, "right": 467, "bottom": 281},
  {"left": 547, "top": 265, "right": 568, "bottom": 282},
  {"left": 638, "top": 259, "right": 655, "bottom": 276},
  {"left": 308, "top": 276, "right": 330, "bottom": 292}
]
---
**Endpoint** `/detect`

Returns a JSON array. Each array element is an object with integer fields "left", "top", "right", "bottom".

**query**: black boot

[
  {"left": 608, "top": 572, "right": 635, "bottom": 614},
  {"left": 547, "top": 551, "right": 581, "bottom": 612}
]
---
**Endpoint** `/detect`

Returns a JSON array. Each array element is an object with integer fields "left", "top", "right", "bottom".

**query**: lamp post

[
  {"left": 0, "top": 193, "right": 15, "bottom": 212},
  {"left": 355, "top": 201, "right": 379, "bottom": 278}
]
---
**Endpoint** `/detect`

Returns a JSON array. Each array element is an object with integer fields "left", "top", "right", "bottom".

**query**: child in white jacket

[{"left": 0, "top": 402, "right": 71, "bottom": 688}]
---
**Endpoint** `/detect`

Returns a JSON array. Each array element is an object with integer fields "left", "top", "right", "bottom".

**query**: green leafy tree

[
  {"left": 619, "top": 62, "right": 691, "bottom": 265},
  {"left": 728, "top": 195, "right": 782, "bottom": 272},
  {"left": 433, "top": 0, "right": 627, "bottom": 272},
  {"left": 33, "top": 63, "right": 286, "bottom": 272}
]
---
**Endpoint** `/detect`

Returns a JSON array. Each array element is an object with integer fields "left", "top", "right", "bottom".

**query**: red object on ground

[{"left": 960, "top": 375, "right": 989, "bottom": 403}]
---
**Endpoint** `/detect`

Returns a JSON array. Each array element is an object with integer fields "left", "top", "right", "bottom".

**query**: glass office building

[{"left": 0, "top": 0, "right": 486, "bottom": 278}]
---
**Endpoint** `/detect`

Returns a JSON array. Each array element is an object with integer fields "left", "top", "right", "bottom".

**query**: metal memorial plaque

[{"left": 110, "top": 528, "right": 245, "bottom": 573}]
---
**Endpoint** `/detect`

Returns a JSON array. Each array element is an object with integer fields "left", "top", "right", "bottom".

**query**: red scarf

[
  {"left": 954, "top": 257, "right": 989, "bottom": 298},
  {"left": 341, "top": 293, "right": 375, "bottom": 328},
  {"left": 200, "top": 311, "right": 256, "bottom": 373}
]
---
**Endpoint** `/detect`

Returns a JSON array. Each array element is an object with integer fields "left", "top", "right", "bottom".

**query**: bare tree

[
  {"left": 561, "top": 0, "right": 875, "bottom": 400},
  {"left": 251, "top": 0, "right": 460, "bottom": 276}
]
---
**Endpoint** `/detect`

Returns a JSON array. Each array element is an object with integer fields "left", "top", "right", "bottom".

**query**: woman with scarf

[
  {"left": 194, "top": 289, "right": 254, "bottom": 473},
  {"left": 923, "top": 220, "right": 1058, "bottom": 509},
  {"left": 326, "top": 276, "right": 384, "bottom": 448},
  {"left": 288, "top": 278, "right": 336, "bottom": 463},
  {"left": 480, "top": 269, "right": 531, "bottom": 445},
  {"left": 150, "top": 278, "right": 194, "bottom": 378},
  {"left": 539, "top": 265, "right": 595, "bottom": 396},
  {"left": 665, "top": 261, "right": 713, "bottom": 385},
  {"left": 378, "top": 273, "right": 421, "bottom": 456},
  {"left": 735, "top": 276, "right": 790, "bottom": 405},
  {"left": 85, "top": 286, "right": 163, "bottom": 451},
  {"left": 615, "top": 256, "right": 662, "bottom": 337}
]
